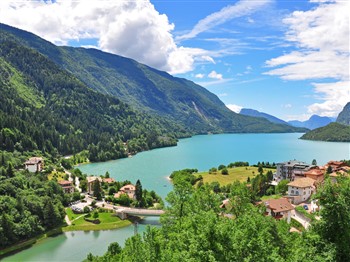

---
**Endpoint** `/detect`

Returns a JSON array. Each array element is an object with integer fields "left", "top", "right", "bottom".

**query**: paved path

[{"left": 291, "top": 210, "right": 311, "bottom": 229}]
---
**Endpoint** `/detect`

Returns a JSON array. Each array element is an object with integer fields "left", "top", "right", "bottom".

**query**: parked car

[{"left": 303, "top": 205, "right": 308, "bottom": 210}]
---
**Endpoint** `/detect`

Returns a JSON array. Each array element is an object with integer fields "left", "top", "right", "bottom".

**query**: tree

[
  {"left": 107, "top": 242, "right": 122, "bottom": 256},
  {"left": 1, "top": 153, "right": 5, "bottom": 167},
  {"left": 313, "top": 177, "right": 350, "bottom": 261},
  {"left": 312, "top": 159, "right": 317, "bottom": 165},
  {"left": 326, "top": 165, "right": 333, "bottom": 174},
  {"left": 93, "top": 179, "right": 102, "bottom": 200},
  {"left": 6, "top": 162, "right": 14, "bottom": 178},
  {"left": 135, "top": 179, "right": 143, "bottom": 202},
  {"left": 105, "top": 171, "right": 110, "bottom": 178},
  {"left": 218, "top": 164, "right": 226, "bottom": 170},
  {"left": 275, "top": 180, "right": 289, "bottom": 194},
  {"left": 221, "top": 168, "right": 228, "bottom": 175},
  {"left": 258, "top": 165, "right": 263, "bottom": 175}
]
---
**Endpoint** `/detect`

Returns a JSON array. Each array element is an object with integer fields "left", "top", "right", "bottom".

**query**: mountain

[
  {"left": 288, "top": 115, "right": 335, "bottom": 130},
  {"left": 300, "top": 122, "right": 350, "bottom": 142},
  {"left": 239, "top": 108, "right": 288, "bottom": 125},
  {"left": 0, "top": 23, "right": 306, "bottom": 134},
  {"left": 336, "top": 102, "right": 350, "bottom": 126},
  {"left": 0, "top": 36, "right": 184, "bottom": 161}
]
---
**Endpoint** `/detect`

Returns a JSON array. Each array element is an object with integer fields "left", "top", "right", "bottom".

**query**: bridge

[{"left": 115, "top": 207, "right": 165, "bottom": 220}]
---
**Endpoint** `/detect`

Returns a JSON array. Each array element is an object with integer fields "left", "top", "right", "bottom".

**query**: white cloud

[
  {"left": 307, "top": 81, "right": 350, "bottom": 117},
  {"left": 226, "top": 104, "right": 243, "bottom": 113},
  {"left": 176, "top": 0, "right": 271, "bottom": 41},
  {"left": 265, "top": 1, "right": 349, "bottom": 81},
  {"left": 282, "top": 104, "right": 292, "bottom": 108},
  {"left": 0, "top": 0, "right": 207, "bottom": 74},
  {"left": 208, "top": 71, "right": 223, "bottom": 80},
  {"left": 285, "top": 113, "right": 311, "bottom": 122},
  {"left": 264, "top": 1, "right": 349, "bottom": 117},
  {"left": 195, "top": 73, "right": 205, "bottom": 79}
]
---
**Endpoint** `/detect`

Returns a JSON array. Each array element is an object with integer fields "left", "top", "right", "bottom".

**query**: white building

[
  {"left": 287, "top": 177, "right": 315, "bottom": 204},
  {"left": 25, "top": 157, "right": 44, "bottom": 173}
]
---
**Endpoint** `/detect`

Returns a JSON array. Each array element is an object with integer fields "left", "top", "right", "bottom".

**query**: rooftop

[
  {"left": 265, "top": 198, "right": 294, "bottom": 213},
  {"left": 25, "top": 157, "right": 43, "bottom": 164},
  {"left": 288, "top": 177, "right": 315, "bottom": 188},
  {"left": 58, "top": 180, "right": 72, "bottom": 186},
  {"left": 305, "top": 169, "right": 324, "bottom": 176}
]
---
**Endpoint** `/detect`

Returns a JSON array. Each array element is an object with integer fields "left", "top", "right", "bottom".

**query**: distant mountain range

[
  {"left": 239, "top": 108, "right": 288, "bottom": 125},
  {"left": 239, "top": 108, "right": 335, "bottom": 131},
  {"left": 288, "top": 115, "right": 336, "bottom": 130},
  {"left": 301, "top": 103, "right": 350, "bottom": 142}
]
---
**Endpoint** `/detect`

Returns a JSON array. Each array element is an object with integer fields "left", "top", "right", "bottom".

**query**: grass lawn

[
  {"left": 261, "top": 194, "right": 283, "bottom": 200},
  {"left": 47, "top": 170, "right": 67, "bottom": 181},
  {"left": 63, "top": 208, "right": 131, "bottom": 231},
  {"left": 197, "top": 166, "right": 275, "bottom": 186}
]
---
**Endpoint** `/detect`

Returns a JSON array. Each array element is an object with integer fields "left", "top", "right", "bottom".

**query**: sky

[{"left": 0, "top": 0, "right": 349, "bottom": 121}]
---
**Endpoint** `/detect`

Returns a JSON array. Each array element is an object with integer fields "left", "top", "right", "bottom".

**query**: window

[{"left": 291, "top": 190, "right": 294, "bottom": 194}]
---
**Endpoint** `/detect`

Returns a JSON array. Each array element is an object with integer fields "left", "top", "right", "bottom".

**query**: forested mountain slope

[
  {"left": 0, "top": 39, "right": 184, "bottom": 161},
  {"left": 0, "top": 23, "right": 306, "bottom": 134}
]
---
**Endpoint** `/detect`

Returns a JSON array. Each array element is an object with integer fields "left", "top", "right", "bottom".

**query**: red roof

[
  {"left": 58, "top": 180, "right": 72, "bottom": 186},
  {"left": 265, "top": 198, "right": 294, "bottom": 213}
]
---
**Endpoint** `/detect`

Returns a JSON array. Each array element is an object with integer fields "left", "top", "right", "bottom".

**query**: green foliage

[
  {"left": 221, "top": 168, "right": 228, "bottom": 175},
  {"left": 0, "top": 172, "right": 65, "bottom": 249},
  {"left": 89, "top": 178, "right": 340, "bottom": 262},
  {"left": 313, "top": 176, "right": 350, "bottom": 261},
  {"left": 0, "top": 37, "right": 182, "bottom": 162},
  {"left": 275, "top": 180, "right": 289, "bottom": 194},
  {"left": 169, "top": 169, "right": 200, "bottom": 185},
  {"left": 93, "top": 179, "right": 102, "bottom": 200}
]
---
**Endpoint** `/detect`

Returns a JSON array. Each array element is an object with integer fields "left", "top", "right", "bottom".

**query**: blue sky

[{"left": 0, "top": 0, "right": 348, "bottom": 121}]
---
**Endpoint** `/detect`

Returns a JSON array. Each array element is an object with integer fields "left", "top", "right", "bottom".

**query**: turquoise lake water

[{"left": 4, "top": 133, "right": 349, "bottom": 261}]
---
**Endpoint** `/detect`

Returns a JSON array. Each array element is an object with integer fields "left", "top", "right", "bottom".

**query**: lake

[{"left": 4, "top": 133, "right": 349, "bottom": 261}]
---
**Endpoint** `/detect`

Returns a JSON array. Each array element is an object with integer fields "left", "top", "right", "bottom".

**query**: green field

[
  {"left": 63, "top": 208, "right": 131, "bottom": 231},
  {"left": 197, "top": 166, "right": 275, "bottom": 186}
]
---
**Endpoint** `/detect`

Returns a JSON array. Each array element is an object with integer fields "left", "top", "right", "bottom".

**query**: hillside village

[{"left": 260, "top": 160, "right": 350, "bottom": 228}]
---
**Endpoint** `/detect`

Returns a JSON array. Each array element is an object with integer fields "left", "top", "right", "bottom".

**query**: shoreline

[{"left": 0, "top": 218, "right": 135, "bottom": 259}]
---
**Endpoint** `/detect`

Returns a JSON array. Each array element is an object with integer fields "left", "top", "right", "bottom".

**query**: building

[
  {"left": 103, "top": 178, "right": 116, "bottom": 184},
  {"left": 287, "top": 177, "right": 315, "bottom": 204},
  {"left": 58, "top": 180, "right": 75, "bottom": 194},
  {"left": 325, "top": 161, "right": 347, "bottom": 172},
  {"left": 87, "top": 176, "right": 102, "bottom": 195},
  {"left": 264, "top": 198, "right": 294, "bottom": 223},
  {"left": 25, "top": 157, "right": 44, "bottom": 172},
  {"left": 274, "top": 160, "right": 314, "bottom": 182},
  {"left": 304, "top": 168, "right": 325, "bottom": 182},
  {"left": 114, "top": 184, "right": 136, "bottom": 199}
]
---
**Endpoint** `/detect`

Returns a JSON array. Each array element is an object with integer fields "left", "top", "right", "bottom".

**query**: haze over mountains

[{"left": 0, "top": 23, "right": 305, "bottom": 139}]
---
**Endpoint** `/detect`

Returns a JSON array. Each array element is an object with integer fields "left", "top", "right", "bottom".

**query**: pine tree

[
  {"left": 135, "top": 179, "right": 143, "bottom": 202},
  {"left": 93, "top": 179, "right": 102, "bottom": 200}
]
